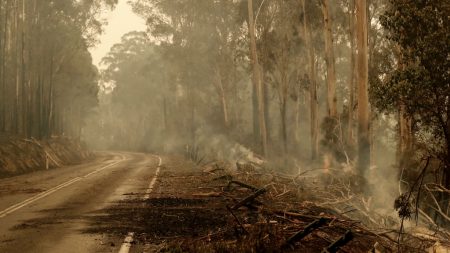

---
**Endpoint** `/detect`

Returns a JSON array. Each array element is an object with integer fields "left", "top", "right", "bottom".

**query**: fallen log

[{"left": 321, "top": 230, "right": 353, "bottom": 253}]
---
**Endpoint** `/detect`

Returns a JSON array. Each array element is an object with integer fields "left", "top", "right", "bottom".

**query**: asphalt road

[{"left": 0, "top": 152, "right": 161, "bottom": 253}]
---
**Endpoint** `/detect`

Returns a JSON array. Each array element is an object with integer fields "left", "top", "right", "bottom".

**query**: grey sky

[{"left": 89, "top": 0, "right": 146, "bottom": 68}]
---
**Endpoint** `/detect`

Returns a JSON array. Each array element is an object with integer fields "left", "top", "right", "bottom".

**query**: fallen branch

[
  {"left": 228, "top": 180, "right": 259, "bottom": 191},
  {"left": 231, "top": 188, "right": 267, "bottom": 210},
  {"left": 284, "top": 218, "right": 327, "bottom": 247}
]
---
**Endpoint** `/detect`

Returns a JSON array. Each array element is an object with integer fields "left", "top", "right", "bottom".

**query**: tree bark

[
  {"left": 395, "top": 47, "right": 414, "bottom": 167},
  {"left": 0, "top": 0, "right": 5, "bottom": 132},
  {"left": 398, "top": 103, "right": 413, "bottom": 162},
  {"left": 302, "top": 0, "right": 319, "bottom": 160},
  {"left": 20, "top": 0, "right": 27, "bottom": 137},
  {"left": 248, "top": 0, "right": 268, "bottom": 157},
  {"left": 321, "top": 0, "right": 337, "bottom": 118},
  {"left": 13, "top": 0, "right": 19, "bottom": 134},
  {"left": 356, "top": 0, "right": 370, "bottom": 173},
  {"left": 347, "top": 0, "right": 356, "bottom": 145}
]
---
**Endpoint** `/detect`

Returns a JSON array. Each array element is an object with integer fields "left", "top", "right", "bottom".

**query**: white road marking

[
  {"left": 118, "top": 232, "right": 135, "bottom": 253},
  {"left": 0, "top": 156, "right": 126, "bottom": 218},
  {"left": 144, "top": 156, "right": 162, "bottom": 199},
  {"left": 118, "top": 155, "right": 162, "bottom": 253}
]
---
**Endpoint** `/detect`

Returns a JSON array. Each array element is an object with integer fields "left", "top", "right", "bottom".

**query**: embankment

[{"left": 0, "top": 136, "right": 92, "bottom": 178}]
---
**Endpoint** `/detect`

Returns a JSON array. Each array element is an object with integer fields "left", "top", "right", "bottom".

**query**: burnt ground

[{"left": 83, "top": 156, "right": 435, "bottom": 253}]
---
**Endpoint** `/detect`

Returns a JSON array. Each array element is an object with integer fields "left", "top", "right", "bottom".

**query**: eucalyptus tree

[
  {"left": 0, "top": 0, "right": 115, "bottom": 139},
  {"left": 300, "top": 0, "right": 321, "bottom": 160},
  {"left": 129, "top": 0, "right": 260, "bottom": 148},
  {"left": 374, "top": 0, "right": 450, "bottom": 188},
  {"left": 320, "top": 0, "right": 338, "bottom": 119},
  {"left": 355, "top": 0, "right": 370, "bottom": 174}
]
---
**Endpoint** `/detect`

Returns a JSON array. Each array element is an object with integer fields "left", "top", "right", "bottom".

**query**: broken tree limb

[
  {"left": 229, "top": 180, "right": 259, "bottom": 191},
  {"left": 274, "top": 211, "right": 333, "bottom": 221},
  {"left": 231, "top": 188, "right": 267, "bottom": 210},
  {"left": 284, "top": 218, "right": 327, "bottom": 247},
  {"left": 321, "top": 230, "right": 353, "bottom": 253}
]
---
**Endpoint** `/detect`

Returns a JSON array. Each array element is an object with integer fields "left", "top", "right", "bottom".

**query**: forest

[{"left": 1, "top": 0, "right": 449, "bottom": 241}]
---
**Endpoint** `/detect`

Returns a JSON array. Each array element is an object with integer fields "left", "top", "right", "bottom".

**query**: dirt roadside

[
  {"left": 84, "top": 156, "right": 447, "bottom": 253},
  {"left": 0, "top": 136, "right": 92, "bottom": 178}
]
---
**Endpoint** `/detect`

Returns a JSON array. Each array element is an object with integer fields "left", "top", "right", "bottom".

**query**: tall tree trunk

[
  {"left": 395, "top": 48, "right": 414, "bottom": 167},
  {"left": 163, "top": 96, "right": 168, "bottom": 132},
  {"left": 216, "top": 68, "right": 230, "bottom": 128},
  {"left": 278, "top": 41, "right": 289, "bottom": 156},
  {"left": 398, "top": 103, "right": 413, "bottom": 165},
  {"left": 0, "top": 0, "right": 4, "bottom": 132},
  {"left": 13, "top": 0, "right": 19, "bottom": 134},
  {"left": 248, "top": 0, "right": 268, "bottom": 157},
  {"left": 261, "top": 63, "right": 270, "bottom": 146},
  {"left": 280, "top": 99, "right": 288, "bottom": 155},
  {"left": 302, "top": 0, "right": 319, "bottom": 160},
  {"left": 445, "top": 109, "right": 450, "bottom": 189},
  {"left": 20, "top": 0, "right": 27, "bottom": 137},
  {"left": 348, "top": 0, "right": 356, "bottom": 145},
  {"left": 356, "top": 0, "right": 370, "bottom": 174},
  {"left": 321, "top": 0, "right": 337, "bottom": 118},
  {"left": 295, "top": 86, "right": 301, "bottom": 147},
  {"left": 252, "top": 76, "right": 259, "bottom": 144},
  {"left": 47, "top": 51, "right": 54, "bottom": 138}
]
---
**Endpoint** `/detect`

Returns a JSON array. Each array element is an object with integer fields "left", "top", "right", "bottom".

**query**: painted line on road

[
  {"left": 118, "top": 155, "right": 162, "bottom": 253},
  {"left": 118, "top": 232, "right": 135, "bottom": 253},
  {"left": 0, "top": 156, "right": 126, "bottom": 218},
  {"left": 144, "top": 155, "right": 162, "bottom": 199}
]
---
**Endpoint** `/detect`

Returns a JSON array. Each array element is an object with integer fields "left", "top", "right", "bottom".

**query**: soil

[{"left": 0, "top": 136, "right": 92, "bottom": 178}]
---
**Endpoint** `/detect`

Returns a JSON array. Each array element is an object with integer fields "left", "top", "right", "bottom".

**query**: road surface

[{"left": 0, "top": 152, "right": 160, "bottom": 253}]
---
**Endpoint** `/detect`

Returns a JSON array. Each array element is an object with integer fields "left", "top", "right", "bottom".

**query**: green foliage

[
  {"left": 394, "top": 193, "right": 413, "bottom": 219},
  {"left": 372, "top": 0, "right": 450, "bottom": 185}
]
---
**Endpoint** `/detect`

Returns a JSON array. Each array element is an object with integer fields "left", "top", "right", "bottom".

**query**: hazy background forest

[{"left": 0, "top": 0, "right": 449, "bottom": 227}]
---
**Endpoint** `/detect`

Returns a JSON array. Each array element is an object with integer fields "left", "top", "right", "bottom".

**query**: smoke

[
  {"left": 364, "top": 116, "right": 400, "bottom": 222},
  {"left": 195, "top": 127, "right": 264, "bottom": 167}
]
